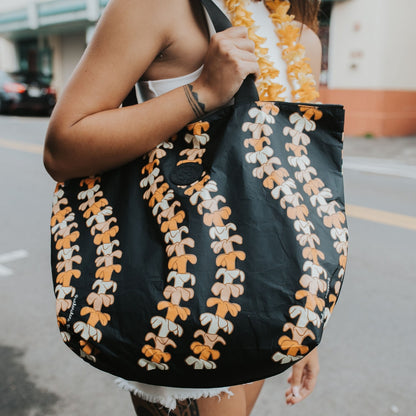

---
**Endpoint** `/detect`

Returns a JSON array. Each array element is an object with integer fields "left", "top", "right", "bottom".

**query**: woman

[{"left": 44, "top": 0, "right": 322, "bottom": 414}]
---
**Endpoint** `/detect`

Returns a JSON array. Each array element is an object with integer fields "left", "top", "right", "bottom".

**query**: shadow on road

[{"left": 0, "top": 345, "right": 61, "bottom": 416}]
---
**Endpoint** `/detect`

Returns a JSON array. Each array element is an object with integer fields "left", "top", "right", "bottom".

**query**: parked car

[{"left": 0, "top": 71, "right": 56, "bottom": 116}]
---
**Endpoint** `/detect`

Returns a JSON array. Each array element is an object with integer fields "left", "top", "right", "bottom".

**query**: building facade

[{"left": 0, "top": 0, "right": 415, "bottom": 136}]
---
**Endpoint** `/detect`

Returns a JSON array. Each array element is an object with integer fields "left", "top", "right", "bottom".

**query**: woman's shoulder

[
  {"left": 295, "top": 22, "right": 322, "bottom": 84},
  {"left": 296, "top": 23, "right": 322, "bottom": 54}
]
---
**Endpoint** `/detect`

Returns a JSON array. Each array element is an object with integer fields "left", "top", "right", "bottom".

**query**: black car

[{"left": 0, "top": 71, "right": 56, "bottom": 115}]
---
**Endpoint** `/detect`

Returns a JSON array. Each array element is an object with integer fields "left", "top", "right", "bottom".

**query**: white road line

[
  {"left": 343, "top": 157, "right": 416, "bottom": 179},
  {"left": 0, "top": 249, "right": 29, "bottom": 276}
]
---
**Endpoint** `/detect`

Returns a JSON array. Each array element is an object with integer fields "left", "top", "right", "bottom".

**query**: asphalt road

[{"left": 0, "top": 114, "right": 415, "bottom": 416}]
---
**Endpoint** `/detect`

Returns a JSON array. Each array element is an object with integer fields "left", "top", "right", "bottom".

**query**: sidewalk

[{"left": 343, "top": 135, "right": 416, "bottom": 165}]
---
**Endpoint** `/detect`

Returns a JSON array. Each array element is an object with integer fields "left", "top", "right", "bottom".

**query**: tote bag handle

[
  {"left": 199, "top": 0, "right": 259, "bottom": 104},
  {"left": 123, "top": 0, "right": 259, "bottom": 107}
]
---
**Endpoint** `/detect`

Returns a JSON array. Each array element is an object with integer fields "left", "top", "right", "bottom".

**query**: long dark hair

[
  {"left": 288, "top": 0, "right": 320, "bottom": 32},
  {"left": 254, "top": 0, "right": 321, "bottom": 32}
]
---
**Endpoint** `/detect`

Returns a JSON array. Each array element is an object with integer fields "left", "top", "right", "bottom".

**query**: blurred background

[{"left": 0, "top": 0, "right": 415, "bottom": 415}]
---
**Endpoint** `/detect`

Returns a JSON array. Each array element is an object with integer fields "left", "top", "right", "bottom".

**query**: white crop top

[{"left": 136, "top": 0, "right": 292, "bottom": 102}]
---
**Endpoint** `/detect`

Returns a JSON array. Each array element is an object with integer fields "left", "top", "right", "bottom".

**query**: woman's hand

[
  {"left": 285, "top": 347, "right": 319, "bottom": 405},
  {"left": 191, "top": 26, "right": 260, "bottom": 112}
]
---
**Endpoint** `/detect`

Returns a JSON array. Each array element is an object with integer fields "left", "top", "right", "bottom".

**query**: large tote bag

[{"left": 50, "top": 0, "right": 348, "bottom": 388}]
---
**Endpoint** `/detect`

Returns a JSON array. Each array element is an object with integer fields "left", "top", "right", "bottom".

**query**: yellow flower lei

[{"left": 224, "top": 0, "right": 319, "bottom": 102}]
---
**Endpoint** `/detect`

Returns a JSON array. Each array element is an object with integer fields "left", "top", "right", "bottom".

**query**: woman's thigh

[
  {"left": 130, "top": 394, "right": 199, "bottom": 415},
  {"left": 130, "top": 380, "right": 265, "bottom": 416},
  {"left": 245, "top": 380, "right": 265, "bottom": 415}
]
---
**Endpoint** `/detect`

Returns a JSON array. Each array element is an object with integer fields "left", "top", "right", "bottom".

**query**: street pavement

[{"left": 0, "top": 114, "right": 415, "bottom": 416}]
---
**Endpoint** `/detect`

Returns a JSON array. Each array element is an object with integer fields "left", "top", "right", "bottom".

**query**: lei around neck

[{"left": 224, "top": 0, "right": 319, "bottom": 103}]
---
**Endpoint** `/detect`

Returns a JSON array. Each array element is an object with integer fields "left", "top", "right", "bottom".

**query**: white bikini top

[{"left": 137, "top": 0, "right": 291, "bottom": 102}]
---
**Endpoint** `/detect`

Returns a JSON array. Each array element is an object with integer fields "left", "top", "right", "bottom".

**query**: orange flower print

[
  {"left": 206, "top": 298, "right": 241, "bottom": 318},
  {"left": 184, "top": 175, "right": 210, "bottom": 197},
  {"left": 190, "top": 342, "right": 220, "bottom": 361},
  {"left": 51, "top": 206, "right": 72, "bottom": 226},
  {"left": 95, "top": 264, "right": 122, "bottom": 281},
  {"left": 285, "top": 142, "right": 307, "bottom": 158},
  {"left": 160, "top": 211, "right": 186, "bottom": 233},
  {"left": 299, "top": 105, "right": 323, "bottom": 121},
  {"left": 210, "top": 235, "right": 243, "bottom": 255},
  {"left": 56, "top": 298, "right": 72, "bottom": 315},
  {"left": 211, "top": 282, "right": 244, "bottom": 301},
  {"left": 86, "top": 292, "right": 115, "bottom": 310},
  {"left": 141, "top": 159, "right": 160, "bottom": 175},
  {"left": 80, "top": 177, "right": 100, "bottom": 189},
  {"left": 142, "top": 174, "right": 163, "bottom": 200},
  {"left": 304, "top": 178, "right": 325, "bottom": 196},
  {"left": 157, "top": 201, "right": 181, "bottom": 225},
  {"left": 166, "top": 237, "right": 195, "bottom": 257},
  {"left": 178, "top": 148, "right": 205, "bottom": 164},
  {"left": 244, "top": 136, "right": 271, "bottom": 152},
  {"left": 295, "top": 290, "right": 325, "bottom": 312},
  {"left": 278, "top": 336, "right": 309, "bottom": 356},
  {"left": 56, "top": 269, "right": 81, "bottom": 286},
  {"left": 197, "top": 195, "right": 226, "bottom": 215},
  {"left": 188, "top": 179, "right": 218, "bottom": 206},
  {"left": 148, "top": 183, "right": 169, "bottom": 207},
  {"left": 83, "top": 198, "right": 109, "bottom": 219},
  {"left": 203, "top": 207, "right": 232, "bottom": 227},
  {"left": 142, "top": 345, "right": 171, "bottom": 364},
  {"left": 257, "top": 102, "right": 280, "bottom": 115},
  {"left": 145, "top": 333, "right": 177, "bottom": 351},
  {"left": 56, "top": 231, "right": 80, "bottom": 250},
  {"left": 216, "top": 251, "right": 246, "bottom": 270},
  {"left": 168, "top": 254, "right": 197, "bottom": 274},
  {"left": 328, "top": 294, "right": 338, "bottom": 313},
  {"left": 163, "top": 286, "right": 194, "bottom": 304},
  {"left": 187, "top": 121, "right": 210, "bottom": 136},
  {"left": 157, "top": 301, "right": 191, "bottom": 322},
  {"left": 323, "top": 211, "right": 346, "bottom": 229},
  {"left": 302, "top": 247, "right": 325, "bottom": 264},
  {"left": 282, "top": 323, "right": 315, "bottom": 346},
  {"left": 263, "top": 167, "right": 290, "bottom": 189},
  {"left": 55, "top": 241, "right": 74, "bottom": 263},
  {"left": 93, "top": 225, "right": 119, "bottom": 245},
  {"left": 286, "top": 204, "right": 308, "bottom": 221},
  {"left": 80, "top": 307, "right": 111, "bottom": 327}
]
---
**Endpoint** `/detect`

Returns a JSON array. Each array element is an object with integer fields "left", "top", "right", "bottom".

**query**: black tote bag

[{"left": 51, "top": 0, "right": 348, "bottom": 388}]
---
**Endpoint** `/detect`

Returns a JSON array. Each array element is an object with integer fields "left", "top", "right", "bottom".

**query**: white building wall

[
  {"left": 0, "top": 37, "right": 18, "bottom": 71},
  {"left": 379, "top": 0, "right": 416, "bottom": 90},
  {"left": 60, "top": 32, "right": 85, "bottom": 90},
  {"left": 0, "top": 0, "right": 49, "bottom": 12},
  {"left": 329, "top": 0, "right": 416, "bottom": 90}
]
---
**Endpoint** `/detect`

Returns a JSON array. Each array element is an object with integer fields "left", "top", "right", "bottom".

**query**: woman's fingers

[
  {"left": 285, "top": 348, "right": 320, "bottom": 406},
  {"left": 285, "top": 360, "right": 304, "bottom": 405},
  {"left": 234, "top": 38, "right": 256, "bottom": 53},
  {"left": 191, "top": 27, "right": 260, "bottom": 111},
  {"left": 214, "top": 30, "right": 256, "bottom": 53},
  {"left": 221, "top": 25, "right": 250, "bottom": 39}
]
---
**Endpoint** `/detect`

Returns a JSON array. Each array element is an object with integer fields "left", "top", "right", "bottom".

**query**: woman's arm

[
  {"left": 286, "top": 348, "right": 320, "bottom": 405},
  {"left": 44, "top": 0, "right": 259, "bottom": 182}
]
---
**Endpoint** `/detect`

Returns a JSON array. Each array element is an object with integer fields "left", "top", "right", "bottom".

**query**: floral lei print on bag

[
  {"left": 75, "top": 177, "right": 122, "bottom": 361},
  {"left": 242, "top": 102, "right": 348, "bottom": 364},
  {"left": 52, "top": 178, "right": 122, "bottom": 362},
  {"left": 138, "top": 142, "right": 198, "bottom": 371},
  {"left": 51, "top": 184, "right": 82, "bottom": 344},
  {"left": 181, "top": 123, "right": 246, "bottom": 370},
  {"left": 138, "top": 123, "right": 246, "bottom": 371}
]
